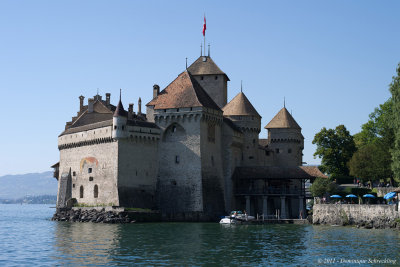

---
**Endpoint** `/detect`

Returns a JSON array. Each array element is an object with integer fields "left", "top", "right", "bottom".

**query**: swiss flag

[{"left": 202, "top": 16, "right": 206, "bottom": 36}]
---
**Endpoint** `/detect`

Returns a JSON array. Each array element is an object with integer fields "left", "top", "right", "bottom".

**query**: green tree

[
  {"left": 353, "top": 98, "right": 394, "bottom": 149},
  {"left": 348, "top": 142, "right": 392, "bottom": 184},
  {"left": 310, "top": 177, "right": 339, "bottom": 197},
  {"left": 389, "top": 63, "right": 400, "bottom": 180},
  {"left": 312, "top": 125, "right": 356, "bottom": 177}
]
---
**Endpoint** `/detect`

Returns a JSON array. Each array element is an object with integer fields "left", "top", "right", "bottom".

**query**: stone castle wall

[
  {"left": 58, "top": 126, "right": 119, "bottom": 206},
  {"left": 200, "top": 112, "right": 225, "bottom": 216},
  {"left": 192, "top": 74, "right": 227, "bottom": 108},
  {"left": 117, "top": 136, "right": 159, "bottom": 209},
  {"left": 154, "top": 108, "right": 204, "bottom": 213},
  {"left": 267, "top": 128, "right": 303, "bottom": 166}
]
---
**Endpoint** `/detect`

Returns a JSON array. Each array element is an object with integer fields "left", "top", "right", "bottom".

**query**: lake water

[{"left": 0, "top": 204, "right": 399, "bottom": 266}]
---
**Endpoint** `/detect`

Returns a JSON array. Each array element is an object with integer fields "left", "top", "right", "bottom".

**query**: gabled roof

[
  {"left": 146, "top": 70, "right": 221, "bottom": 111},
  {"left": 187, "top": 56, "right": 230, "bottom": 80},
  {"left": 264, "top": 107, "right": 301, "bottom": 129},
  {"left": 222, "top": 92, "right": 261, "bottom": 117}
]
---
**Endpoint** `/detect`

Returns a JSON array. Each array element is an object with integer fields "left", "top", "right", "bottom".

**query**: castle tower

[
  {"left": 187, "top": 56, "right": 229, "bottom": 108},
  {"left": 112, "top": 92, "right": 127, "bottom": 139},
  {"left": 264, "top": 107, "right": 304, "bottom": 166},
  {"left": 146, "top": 70, "right": 225, "bottom": 218},
  {"left": 223, "top": 92, "right": 261, "bottom": 166}
]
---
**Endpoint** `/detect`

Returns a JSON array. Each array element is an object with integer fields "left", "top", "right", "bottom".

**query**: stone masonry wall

[
  {"left": 58, "top": 125, "right": 119, "bottom": 206},
  {"left": 200, "top": 113, "right": 225, "bottom": 216},
  {"left": 117, "top": 137, "right": 159, "bottom": 209},
  {"left": 313, "top": 204, "right": 400, "bottom": 228},
  {"left": 154, "top": 108, "right": 203, "bottom": 213}
]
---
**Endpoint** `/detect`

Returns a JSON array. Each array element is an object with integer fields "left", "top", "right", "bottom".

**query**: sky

[{"left": 0, "top": 0, "right": 399, "bottom": 176}]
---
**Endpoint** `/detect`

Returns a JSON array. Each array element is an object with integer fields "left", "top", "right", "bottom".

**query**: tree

[
  {"left": 312, "top": 125, "right": 356, "bottom": 177},
  {"left": 353, "top": 98, "right": 394, "bottom": 149},
  {"left": 389, "top": 63, "right": 400, "bottom": 180},
  {"left": 310, "top": 177, "right": 339, "bottom": 197},
  {"left": 348, "top": 142, "right": 392, "bottom": 184}
]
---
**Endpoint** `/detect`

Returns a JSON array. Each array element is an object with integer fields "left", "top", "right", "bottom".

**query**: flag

[{"left": 202, "top": 16, "right": 206, "bottom": 36}]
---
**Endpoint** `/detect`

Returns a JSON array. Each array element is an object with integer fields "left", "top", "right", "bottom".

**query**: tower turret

[
  {"left": 223, "top": 91, "right": 261, "bottom": 166},
  {"left": 264, "top": 107, "right": 304, "bottom": 166},
  {"left": 187, "top": 56, "right": 229, "bottom": 108},
  {"left": 112, "top": 91, "right": 127, "bottom": 139}
]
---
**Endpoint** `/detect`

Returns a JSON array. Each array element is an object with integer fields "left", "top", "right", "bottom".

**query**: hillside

[{"left": 0, "top": 171, "right": 57, "bottom": 200}]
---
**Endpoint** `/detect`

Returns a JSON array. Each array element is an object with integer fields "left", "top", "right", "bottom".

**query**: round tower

[
  {"left": 223, "top": 91, "right": 261, "bottom": 166},
  {"left": 264, "top": 107, "right": 304, "bottom": 166},
  {"left": 112, "top": 91, "right": 127, "bottom": 139}
]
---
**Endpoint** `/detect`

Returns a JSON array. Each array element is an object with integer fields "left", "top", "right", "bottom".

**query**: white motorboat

[{"left": 219, "top": 211, "right": 255, "bottom": 224}]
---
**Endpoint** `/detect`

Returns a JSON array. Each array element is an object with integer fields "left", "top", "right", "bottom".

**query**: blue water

[{"left": 0, "top": 205, "right": 399, "bottom": 266}]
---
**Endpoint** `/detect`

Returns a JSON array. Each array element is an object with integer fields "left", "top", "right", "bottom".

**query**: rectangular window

[
  {"left": 73, "top": 171, "right": 76, "bottom": 176},
  {"left": 175, "top": 156, "right": 180, "bottom": 164},
  {"left": 275, "top": 148, "right": 280, "bottom": 154},
  {"left": 88, "top": 168, "right": 92, "bottom": 173},
  {"left": 89, "top": 176, "right": 93, "bottom": 181}
]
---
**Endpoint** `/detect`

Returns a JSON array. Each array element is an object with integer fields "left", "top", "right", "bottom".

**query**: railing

[{"left": 235, "top": 187, "right": 304, "bottom": 196}]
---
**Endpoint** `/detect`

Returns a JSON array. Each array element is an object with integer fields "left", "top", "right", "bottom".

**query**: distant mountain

[{"left": 0, "top": 171, "right": 57, "bottom": 200}]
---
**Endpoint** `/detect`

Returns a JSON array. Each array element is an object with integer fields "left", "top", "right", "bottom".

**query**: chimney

[
  {"left": 138, "top": 97, "right": 142, "bottom": 115},
  {"left": 88, "top": 98, "right": 94, "bottom": 113},
  {"left": 106, "top": 93, "right": 111, "bottom": 106},
  {"left": 128, "top": 103, "right": 134, "bottom": 120},
  {"left": 153, "top": 84, "right": 160, "bottom": 99},
  {"left": 79, "top": 95, "right": 85, "bottom": 113}
]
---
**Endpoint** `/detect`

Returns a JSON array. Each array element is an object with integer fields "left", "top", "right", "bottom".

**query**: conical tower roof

[
  {"left": 264, "top": 107, "right": 301, "bottom": 129},
  {"left": 187, "top": 56, "right": 230, "bottom": 80},
  {"left": 222, "top": 92, "right": 261, "bottom": 117},
  {"left": 113, "top": 91, "right": 127, "bottom": 117},
  {"left": 146, "top": 70, "right": 220, "bottom": 110}
]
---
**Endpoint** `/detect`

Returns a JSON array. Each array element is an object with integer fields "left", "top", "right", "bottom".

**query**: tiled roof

[
  {"left": 146, "top": 70, "right": 221, "bottom": 111},
  {"left": 234, "top": 166, "right": 328, "bottom": 180},
  {"left": 60, "top": 119, "right": 113, "bottom": 136},
  {"left": 264, "top": 107, "right": 301, "bottom": 129},
  {"left": 70, "top": 112, "right": 113, "bottom": 128},
  {"left": 187, "top": 56, "right": 229, "bottom": 80},
  {"left": 223, "top": 92, "right": 261, "bottom": 117}
]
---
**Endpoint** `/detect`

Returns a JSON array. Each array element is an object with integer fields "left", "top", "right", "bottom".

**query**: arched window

[
  {"left": 94, "top": 185, "right": 98, "bottom": 198},
  {"left": 80, "top": 186, "right": 84, "bottom": 198}
]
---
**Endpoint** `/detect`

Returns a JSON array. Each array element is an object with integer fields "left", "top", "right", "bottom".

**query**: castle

[{"left": 52, "top": 53, "right": 325, "bottom": 221}]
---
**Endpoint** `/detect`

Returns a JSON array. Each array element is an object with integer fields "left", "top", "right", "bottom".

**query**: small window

[
  {"left": 172, "top": 126, "right": 176, "bottom": 132},
  {"left": 171, "top": 180, "right": 177, "bottom": 186},
  {"left": 164, "top": 109, "right": 167, "bottom": 112},
  {"left": 211, "top": 156, "right": 214, "bottom": 166},
  {"left": 122, "top": 126, "right": 125, "bottom": 130},
  {"left": 73, "top": 171, "right": 76, "bottom": 176},
  {"left": 80, "top": 186, "right": 84, "bottom": 198},
  {"left": 175, "top": 155, "right": 180, "bottom": 164},
  {"left": 253, "top": 139, "right": 256, "bottom": 144},
  {"left": 190, "top": 107, "right": 193, "bottom": 111},
  {"left": 249, "top": 156, "right": 254, "bottom": 159},
  {"left": 73, "top": 184, "right": 75, "bottom": 188},
  {"left": 88, "top": 168, "right": 92, "bottom": 174},
  {"left": 114, "top": 126, "right": 117, "bottom": 130},
  {"left": 215, "top": 76, "right": 218, "bottom": 80},
  {"left": 288, "top": 149, "right": 292, "bottom": 154},
  {"left": 89, "top": 176, "right": 93, "bottom": 181},
  {"left": 265, "top": 151, "right": 270, "bottom": 156},
  {"left": 94, "top": 185, "right": 98, "bottom": 198},
  {"left": 200, "top": 76, "right": 204, "bottom": 80},
  {"left": 275, "top": 148, "right": 280, "bottom": 154},
  {"left": 177, "top": 108, "right": 179, "bottom": 112}
]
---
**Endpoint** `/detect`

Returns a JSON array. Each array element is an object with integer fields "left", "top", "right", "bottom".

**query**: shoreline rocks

[{"left": 52, "top": 208, "right": 136, "bottom": 223}]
